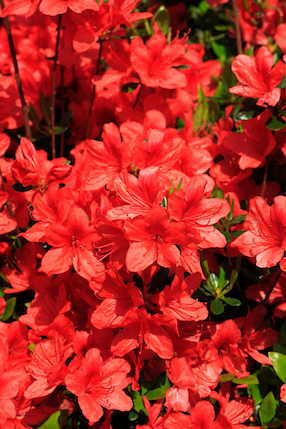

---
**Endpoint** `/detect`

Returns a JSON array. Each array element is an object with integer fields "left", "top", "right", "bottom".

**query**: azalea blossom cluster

[{"left": 1, "top": 0, "right": 286, "bottom": 428}]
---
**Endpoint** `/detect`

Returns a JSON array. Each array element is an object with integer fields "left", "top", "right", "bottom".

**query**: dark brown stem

[
  {"left": 72, "top": 64, "right": 78, "bottom": 92},
  {"left": 60, "top": 65, "right": 65, "bottom": 157},
  {"left": 0, "top": 0, "right": 32, "bottom": 141},
  {"left": 263, "top": 268, "right": 282, "bottom": 303},
  {"left": 86, "top": 40, "right": 103, "bottom": 140},
  {"left": 261, "top": 157, "right": 270, "bottom": 199},
  {"left": 232, "top": 0, "right": 243, "bottom": 55},
  {"left": 51, "top": 14, "right": 62, "bottom": 159}
]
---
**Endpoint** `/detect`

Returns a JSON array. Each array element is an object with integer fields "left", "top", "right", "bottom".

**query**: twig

[
  {"left": 261, "top": 157, "right": 270, "bottom": 199},
  {"left": 51, "top": 14, "right": 62, "bottom": 159},
  {"left": 0, "top": 0, "right": 32, "bottom": 141},
  {"left": 232, "top": 0, "right": 243, "bottom": 55}
]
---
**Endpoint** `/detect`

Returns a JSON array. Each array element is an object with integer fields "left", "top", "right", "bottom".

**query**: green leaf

[
  {"left": 56, "top": 110, "right": 73, "bottom": 127},
  {"left": 265, "top": 116, "right": 286, "bottom": 131},
  {"left": 121, "top": 82, "right": 139, "bottom": 93},
  {"left": 12, "top": 183, "right": 33, "bottom": 192},
  {"left": 176, "top": 177, "right": 183, "bottom": 192},
  {"left": 219, "top": 372, "right": 234, "bottom": 382},
  {"left": 222, "top": 230, "right": 233, "bottom": 242},
  {"left": 209, "top": 273, "right": 219, "bottom": 291},
  {"left": 273, "top": 342, "right": 286, "bottom": 355},
  {"left": 129, "top": 411, "right": 139, "bottom": 422},
  {"left": 175, "top": 116, "right": 185, "bottom": 132},
  {"left": 133, "top": 392, "right": 147, "bottom": 415},
  {"left": 200, "top": 252, "right": 210, "bottom": 278},
  {"left": 222, "top": 56, "right": 237, "bottom": 88},
  {"left": 0, "top": 297, "right": 16, "bottom": 321},
  {"left": 278, "top": 75, "right": 286, "bottom": 90},
  {"left": 221, "top": 297, "right": 241, "bottom": 307},
  {"left": 210, "top": 298, "right": 224, "bottom": 315},
  {"left": 211, "top": 185, "right": 224, "bottom": 199},
  {"left": 232, "top": 375, "right": 259, "bottom": 384},
  {"left": 231, "top": 230, "right": 246, "bottom": 238},
  {"left": 229, "top": 214, "right": 246, "bottom": 226},
  {"left": 266, "top": 420, "right": 286, "bottom": 428},
  {"left": 234, "top": 105, "right": 265, "bottom": 121},
  {"left": 259, "top": 391, "right": 277, "bottom": 425},
  {"left": 218, "top": 266, "right": 226, "bottom": 286},
  {"left": 269, "top": 352, "right": 286, "bottom": 383},
  {"left": 54, "top": 126, "right": 69, "bottom": 135},
  {"left": 247, "top": 371, "right": 263, "bottom": 405},
  {"left": 153, "top": 6, "right": 170, "bottom": 35},
  {"left": 36, "top": 410, "right": 69, "bottom": 429},
  {"left": 159, "top": 374, "right": 171, "bottom": 391},
  {"left": 28, "top": 102, "right": 41, "bottom": 130},
  {"left": 211, "top": 40, "right": 228, "bottom": 63},
  {"left": 261, "top": 365, "right": 282, "bottom": 387},
  {"left": 193, "top": 101, "right": 206, "bottom": 132},
  {"left": 208, "top": 99, "right": 220, "bottom": 123},
  {"left": 146, "top": 388, "right": 166, "bottom": 400}
]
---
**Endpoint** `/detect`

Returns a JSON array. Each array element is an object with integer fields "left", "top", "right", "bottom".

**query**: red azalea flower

[
  {"left": 232, "top": 195, "right": 286, "bottom": 272},
  {"left": 229, "top": 46, "right": 284, "bottom": 107},
  {"left": 65, "top": 348, "right": 132, "bottom": 423}
]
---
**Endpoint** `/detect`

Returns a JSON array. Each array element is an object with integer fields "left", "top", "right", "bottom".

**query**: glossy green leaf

[
  {"left": 234, "top": 105, "right": 265, "bottom": 121},
  {"left": 208, "top": 99, "right": 220, "bottom": 123},
  {"left": 221, "top": 297, "right": 241, "bottom": 307},
  {"left": 146, "top": 388, "right": 166, "bottom": 400},
  {"left": 160, "top": 374, "right": 171, "bottom": 391},
  {"left": 232, "top": 375, "right": 259, "bottom": 385},
  {"left": 210, "top": 298, "right": 224, "bottom": 315},
  {"left": 153, "top": 6, "right": 170, "bottom": 35},
  {"left": 269, "top": 352, "right": 286, "bottom": 383},
  {"left": 193, "top": 101, "right": 206, "bottom": 132},
  {"left": 247, "top": 371, "right": 263, "bottom": 405},
  {"left": 211, "top": 185, "right": 224, "bottom": 199},
  {"left": 259, "top": 391, "right": 277, "bottom": 425},
  {"left": 133, "top": 392, "right": 147, "bottom": 415},
  {"left": 229, "top": 214, "right": 247, "bottom": 226},
  {"left": 265, "top": 116, "right": 286, "bottom": 131},
  {"left": 0, "top": 297, "right": 16, "bottom": 321},
  {"left": 209, "top": 273, "right": 219, "bottom": 291},
  {"left": 129, "top": 411, "right": 139, "bottom": 422},
  {"left": 36, "top": 410, "right": 68, "bottom": 429},
  {"left": 219, "top": 373, "right": 234, "bottom": 382}
]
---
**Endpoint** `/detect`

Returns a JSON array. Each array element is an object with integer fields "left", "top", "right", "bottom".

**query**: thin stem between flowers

[
  {"left": 232, "top": 0, "right": 243, "bottom": 55},
  {"left": 51, "top": 14, "right": 62, "bottom": 159},
  {"left": 261, "top": 157, "right": 270, "bottom": 199},
  {"left": 0, "top": 0, "right": 32, "bottom": 141}
]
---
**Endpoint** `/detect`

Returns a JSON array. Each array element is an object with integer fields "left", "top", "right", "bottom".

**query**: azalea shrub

[{"left": 2, "top": 0, "right": 286, "bottom": 428}]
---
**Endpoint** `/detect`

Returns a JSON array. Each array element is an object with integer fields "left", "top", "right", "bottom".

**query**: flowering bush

[{"left": 1, "top": 0, "right": 286, "bottom": 428}]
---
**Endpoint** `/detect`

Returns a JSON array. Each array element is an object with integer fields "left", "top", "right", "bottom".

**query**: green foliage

[{"left": 36, "top": 410, "right": 69, "bottom": 429}]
